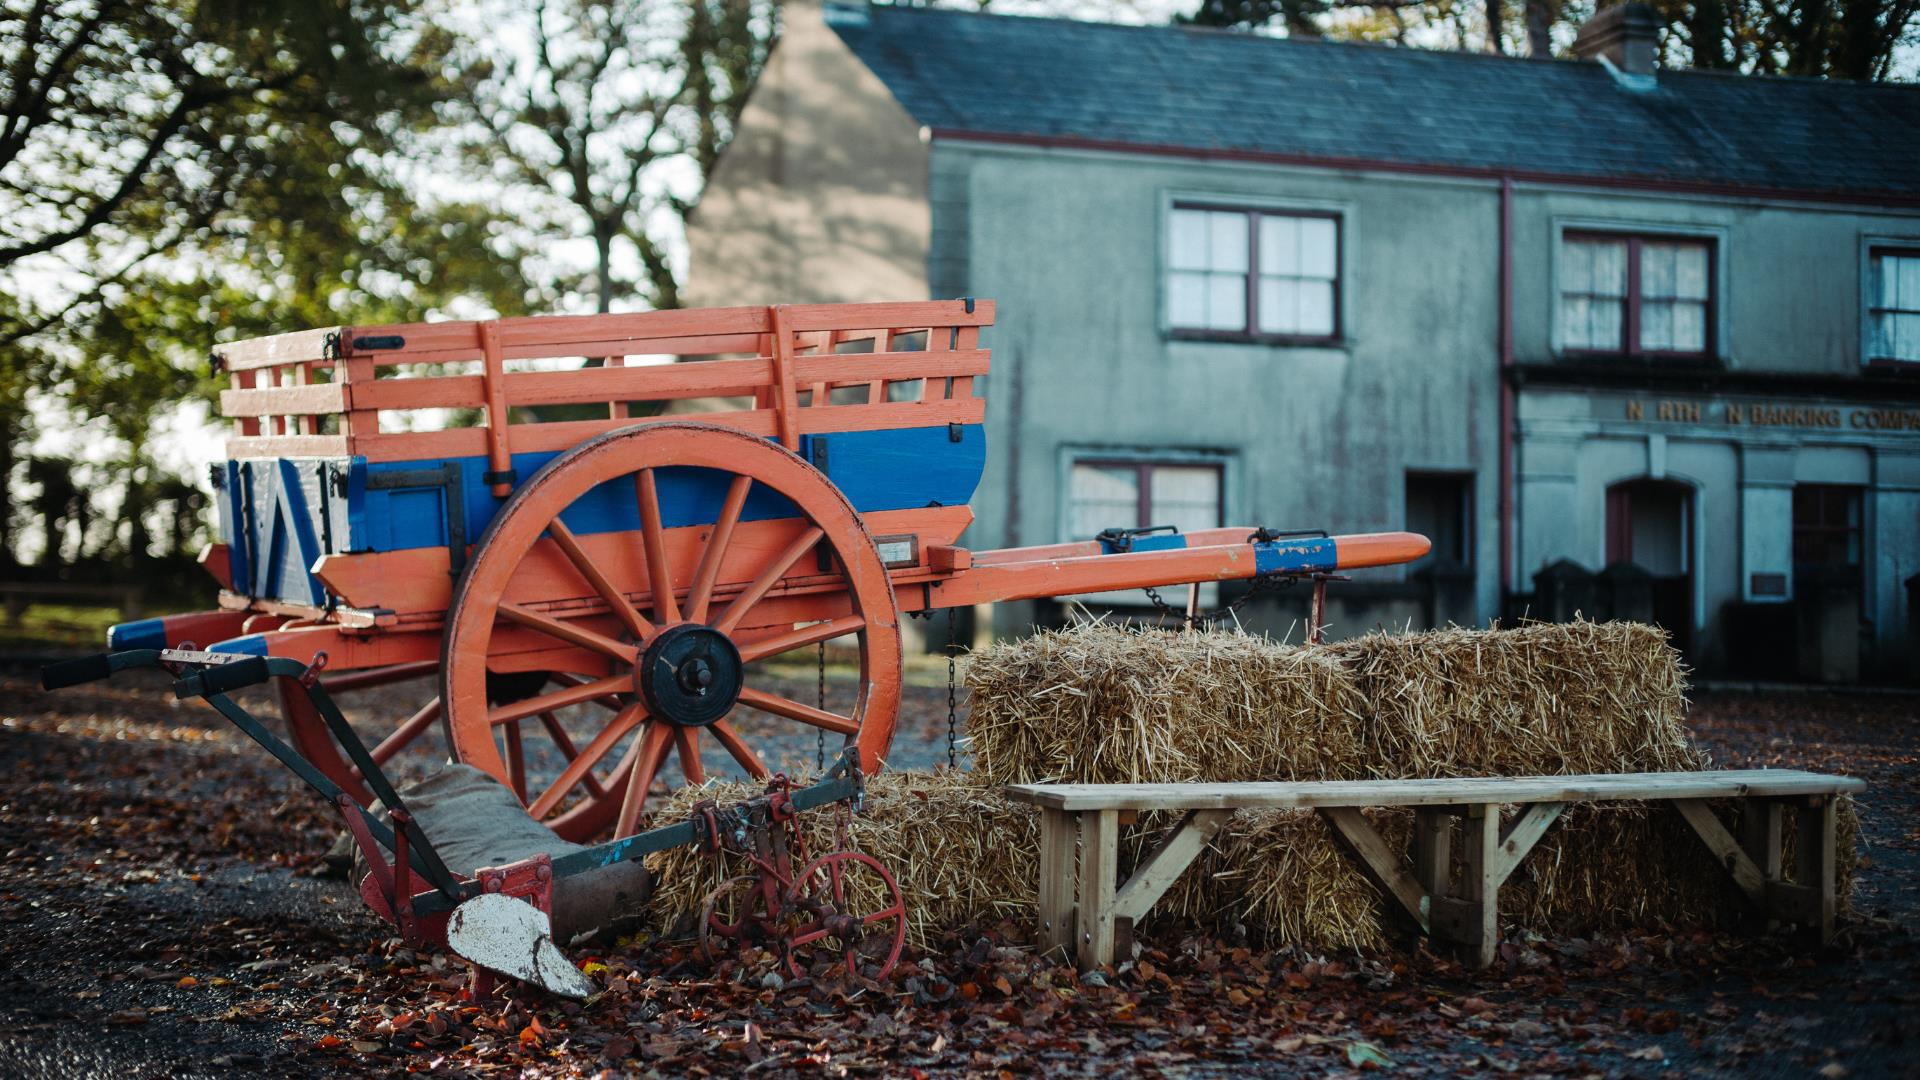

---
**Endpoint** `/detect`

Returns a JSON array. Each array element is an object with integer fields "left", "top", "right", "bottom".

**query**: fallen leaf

[{"left": 1346, "top": 1041, "right": 1394, "bottom": 1070}]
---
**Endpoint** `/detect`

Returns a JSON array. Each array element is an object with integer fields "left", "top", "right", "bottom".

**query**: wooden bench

[{"left": 1005, "top": 770, "right": 1865, "bottom": 971}]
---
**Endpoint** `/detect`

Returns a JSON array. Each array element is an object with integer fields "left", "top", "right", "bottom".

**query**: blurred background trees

[{"left": 0, "top": 0, "right": 1912, "bottom": 609}]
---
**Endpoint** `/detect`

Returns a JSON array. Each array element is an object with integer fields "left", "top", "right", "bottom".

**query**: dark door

[{"left": 1605, "top": 479, "right": 1694, "bottom": 652}]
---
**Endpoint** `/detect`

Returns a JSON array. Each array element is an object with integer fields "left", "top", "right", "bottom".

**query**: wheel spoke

[
  {"left": 737, "top": 615, "right": 865, "bottom": 663},
  {"left": 499, "top": 602, "right": 637, "bottom": 662},
  {"left": 503, "top": 721, "right": 527, "bottom": 800},
  {"left": 712, "top": 525, "right": 824, "bottom": 635},
  {"left": 710, "top": 719, "right": 770, "bottom": 778},
  {"left": 367, "top": 696, "right": 442, "bottom": 767},
  {"left": 528, "top": 703, "right": 646, "bottom": 818},
  {"left": 686, "top": 474, "right": 752, "bottom": 624},
  {"left": 487, "top": 672, "right": 630, "bottom": 727},
  {"left": 548, "top": 516, "right": 654, "bottom": 641},
  {"left": 615, "top": 721, "right": 674, "bottom": 838},
  {"left": 545, "top": 672, "right": 627, "bottom": 712},
  {"left": 674, "top": 725, "right": 705, "bottom": 784},
  {"left": 538, "top": 712, "right": 609, "bottom": 800},
  {"left": 635, "top": 469, "right": 681, "bottom": 624},
  {"left": 736, "top": 686, "right": 858, "bottom": 735}
]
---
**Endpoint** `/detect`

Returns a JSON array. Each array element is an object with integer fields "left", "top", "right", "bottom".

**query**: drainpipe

[{"left": 1498, "top": 176, "right": 1515, "bottom": 613}]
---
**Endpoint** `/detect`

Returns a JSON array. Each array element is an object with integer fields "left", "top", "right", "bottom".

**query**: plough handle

[{"left": 40, "top": 649, "right": 159, "bottom": 690}]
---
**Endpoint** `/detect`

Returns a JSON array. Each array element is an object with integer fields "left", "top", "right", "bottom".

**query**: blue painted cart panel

[{"left": 217, "top": 423, "right": 986, "bottom": 607}]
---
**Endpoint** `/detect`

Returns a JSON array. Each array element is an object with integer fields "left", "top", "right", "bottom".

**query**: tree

[
  {"left": 1180, "top": 0, "right": 1918, "bottom": 78},
  {"left": 0, "top": 1, "right": 537, "bottom": 570},
  {"left": 452, "top": 0, "right": 772, "bottom": 314}
]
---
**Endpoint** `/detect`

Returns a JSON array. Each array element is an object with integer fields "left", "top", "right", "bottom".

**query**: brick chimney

[{"left": 1573, "top": 2, "right": 1659, "bottom": 77}]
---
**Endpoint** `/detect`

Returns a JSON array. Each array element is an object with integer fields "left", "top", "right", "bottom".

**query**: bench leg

[
  {"left": 1436, "top": 803, "right": 1501, "bottom": 969},
  {"left": 1037, "top": 807, "right": 1077, "bottom": 960},
  {"left": 1794, "top": 795, "right": 1837, "bottom": 946},
  {"left": 1076, "top": 809, "right": 1120, "bottom": 972},
  {"left": 1739, "top": 798, "right": 1784, "bottom": 934},
  {"left": 1412, "top": 808, "right": 1451, "bottom": 902}
]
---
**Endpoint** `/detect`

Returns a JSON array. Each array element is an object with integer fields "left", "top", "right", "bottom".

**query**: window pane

[
  {"left": 1208, "top": 212, "right": 1249, "bottom": 273},
  {"left": 1560, "top": 296, "right": 1591, "bottom": 346},
  {"left": 1895, "top": 254, "right": 1920, "bottom": 308},
  {"left": 1298, "top": 217, "right": 1337, "bottom": 279},
  {"left": 1564, "top": 239, "right": 1627, "bottom": 297},
  {"left": 1259, "top": 215, "right": 1300, "bottom": 275},
  {"left": 1670, "top": 300, "right": 1706, "bottom": 352},
  {"left": 1148, "top": 465, "right": 1222, "bottom": 533},
  {"left": 1641, "top": 300, "right": 1674, "bottom": 351},
  {"left": 1169, "top": 210, "right": 1210, "bottom": 271},
  {"left": 1168, "top": 271, "right": 1207, "bottom": 328},
  {"left": 1641, "top": 243, "right": 1675, "bottom": 299},
  {"left": 1256, "top": 277, "right": 1295, "bottom": 334},
  {"left": 1297, "top": 280, "right": 1335, "bottom": 336},
  {"left": 1673, "top": 244, "right": 1709, "bottom": 300},
  {"left": 1593, "top": 241, "right": 1627, "bottom": 296},
  {"left": 1069, "top": 464, "right": 1140, "bottom": 536},
  {"left": 1589, "top": 299, "right": 1623, "bottom": 350},
  {"left": 1205, "top": 272, "right": 1245, "bottom": 330}
]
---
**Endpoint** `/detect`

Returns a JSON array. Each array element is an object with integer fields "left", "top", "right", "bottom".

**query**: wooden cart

[{"left": 109, "top": 300, "right": 1429, "bottom": 840}]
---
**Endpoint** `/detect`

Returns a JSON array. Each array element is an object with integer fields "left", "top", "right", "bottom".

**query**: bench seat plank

[{"left": 1005, "top": 769, "right": 1863, "bottom": 811}]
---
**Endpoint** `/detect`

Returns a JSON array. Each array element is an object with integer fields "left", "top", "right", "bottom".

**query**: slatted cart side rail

[{"left": 213, "top": 301, "right": 996, "bottom": 478}]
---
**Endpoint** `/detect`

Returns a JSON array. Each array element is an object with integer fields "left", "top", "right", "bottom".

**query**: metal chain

[
  {"left": 945, "top": 607, "right": 959, "bottom": 771},
  {"left": 816, "top": 640, "right": 826, "bottom": 775},
  {"left": 1143, "top": 571, "right": 1297, "bottom": 628}
]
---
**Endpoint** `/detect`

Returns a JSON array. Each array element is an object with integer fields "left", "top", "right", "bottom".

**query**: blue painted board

[{"left": 220, "top": 423, "right": 986, "bottom": 607}]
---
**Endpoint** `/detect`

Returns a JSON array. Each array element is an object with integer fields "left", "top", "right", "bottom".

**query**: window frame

[
  {"left": 1166, "top": 202, "right": 1344, "bottom": 346},
  {"left": 1558, "top": 230, "right": 1717, "bottom": 361},
  {"left": 1865, "top": 244, "right": 1920, "bottom": 367},
  {"left": 1066, "top": 457, "right": 1227, "bottom": 533}
]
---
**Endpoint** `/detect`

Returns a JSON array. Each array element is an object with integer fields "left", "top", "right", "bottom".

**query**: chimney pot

[{"left": 1573, "top": 2, "right": 1660, "bottom": 77}]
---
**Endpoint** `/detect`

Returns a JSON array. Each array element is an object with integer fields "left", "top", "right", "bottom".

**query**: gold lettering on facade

[{"left": 1627, "top": 398, "right": 1917, "bottom": 432}]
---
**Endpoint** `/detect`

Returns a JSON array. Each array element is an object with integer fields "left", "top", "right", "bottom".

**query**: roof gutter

[{"left": 927, "top": 128, "right": 1920, "bottom": 210}]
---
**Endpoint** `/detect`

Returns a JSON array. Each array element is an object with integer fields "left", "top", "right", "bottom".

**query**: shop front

[{"left": 1513, "top": 385, "right": 1920, "bottom": 681}]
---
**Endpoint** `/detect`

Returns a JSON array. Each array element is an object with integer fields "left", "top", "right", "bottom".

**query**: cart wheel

[
  {"left": 696, "top": 874, "right": 779, "bottom": 968},
  {"left": 441, "top": 422, "right": 904, "bottom": 840},
  {"left": 278, "top": 661, "right": 442, "bottom": 805},
  {"left": 783, "top": 850, "right": 907, "bottom": 982}
]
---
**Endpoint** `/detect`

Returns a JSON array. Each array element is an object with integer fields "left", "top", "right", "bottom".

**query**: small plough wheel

[
  {"left": 441, "top": 422, "right": 904, "bottom": 841},
  {"left": 783, "top": 850, "right": 907, "bottom": 981},
  {"left": 696, "top": 874, "right": 778, "bottom": 967}
]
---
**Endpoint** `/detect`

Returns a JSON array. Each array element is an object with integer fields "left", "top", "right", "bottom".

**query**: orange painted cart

[{"left": 111, "top": 300, "right": 1429, "bottom": 841}]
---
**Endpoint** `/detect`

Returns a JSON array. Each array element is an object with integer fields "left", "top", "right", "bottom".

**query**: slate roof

[{"left": 828, "top": 4, "right": 1920, "bottom": 200}]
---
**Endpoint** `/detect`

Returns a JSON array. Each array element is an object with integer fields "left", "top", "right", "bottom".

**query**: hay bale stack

[
  {"left": 644, "top": 772, "right": 1035, "bottom": 951},
  {"left": 967, "top": 624, "right": 1368, "bottom": 784},
  {"left": 641, "top": 621, "right": 1852, "bottom": 953}
]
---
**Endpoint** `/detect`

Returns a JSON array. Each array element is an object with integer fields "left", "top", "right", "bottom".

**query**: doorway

[{"left": 1604, "top": 479, "right": 1694, "bottom": 651}]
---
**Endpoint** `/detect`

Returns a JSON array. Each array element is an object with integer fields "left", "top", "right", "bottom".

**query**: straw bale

[
  {"left": 1324, "top": 620, "right": 1705, "bottom": 778},
  {"left": 967, "top": 624, "right": 1367, "bottom": 784},
  {"left": 644, "top": 772, "right": 1035, "bottom": 951}
]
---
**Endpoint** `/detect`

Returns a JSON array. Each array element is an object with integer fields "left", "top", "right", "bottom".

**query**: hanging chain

[
  {"left": 1142, "top": 571, "right": 1297, "bottom": 627},
  {"left": 816, "top": 640, "right": 826, "bottom": 775},
  {"left": 945, "top": 607, "right": 960, "bottom": 770}
]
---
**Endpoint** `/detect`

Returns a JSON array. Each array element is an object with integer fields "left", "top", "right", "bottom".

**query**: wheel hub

[{"left": 636, "top": 623, "right": 744, "bottom": 727}]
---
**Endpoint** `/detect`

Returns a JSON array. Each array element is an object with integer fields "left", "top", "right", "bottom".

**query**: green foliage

[{"left": 0, "top": 1, "right": 539, "bottom": 571}]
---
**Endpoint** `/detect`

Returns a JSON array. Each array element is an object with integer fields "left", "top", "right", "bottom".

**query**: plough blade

[{"left": 446, "top": 893, "right": 595, "bottom": 1000}]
